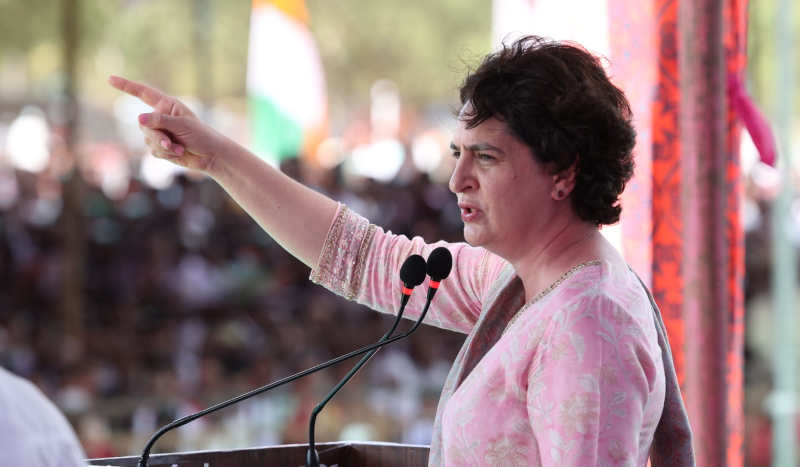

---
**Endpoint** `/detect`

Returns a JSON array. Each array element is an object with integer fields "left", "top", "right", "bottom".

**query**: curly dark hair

[{"left": 459, "top": 35, "right": 636, "bottom": 225}]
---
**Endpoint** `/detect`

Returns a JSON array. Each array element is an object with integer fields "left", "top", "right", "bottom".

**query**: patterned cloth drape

[{"left": 610, "top": 0, "right": 748, "bottom": 465}]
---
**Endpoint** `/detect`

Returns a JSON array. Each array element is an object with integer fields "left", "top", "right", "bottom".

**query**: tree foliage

[
  {"left": 308, "top": 0, "right": 491, "bottom": 114},
  {"left": 0, "top": 0, "right": 490, "bottom": 120}
]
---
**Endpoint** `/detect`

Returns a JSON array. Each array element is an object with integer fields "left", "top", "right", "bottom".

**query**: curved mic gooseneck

[
  {"left": 306, "top": 247, "right": 452, "bottom": 467},
  {"left": 138, "top": 255, "right": 429, "bottom": 467},
  {"left": 306, "top": 254, "right": 427, "bottom": 467}
]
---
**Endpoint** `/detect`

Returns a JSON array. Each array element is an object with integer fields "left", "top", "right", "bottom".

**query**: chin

[{"left": 462, "top": 227, "right": 485, "bottom": 247}]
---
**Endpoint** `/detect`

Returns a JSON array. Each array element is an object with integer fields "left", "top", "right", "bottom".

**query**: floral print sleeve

[{"left": 310, "top": 204, "right": 507, "bottom": 334}]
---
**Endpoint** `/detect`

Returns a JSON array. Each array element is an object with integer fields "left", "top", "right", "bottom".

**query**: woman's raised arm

[{"left": 109, "top": 75, "right": 338, "bottom": 268}]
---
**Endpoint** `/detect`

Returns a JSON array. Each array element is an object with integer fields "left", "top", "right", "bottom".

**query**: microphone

[
  {"left": 426, "top": 246, "right": 453, "bottom": 301},
  {"left": 399, "top": 253, "right": 429, "bottom": 308},
  {"left": 306, "top": 254, "right": 427, "bottom": 467},
  {"left": 137, "top": 255, "right": 428, "bottom": 467},
  {"left": 306, "top": 248, "right": 452, "bottom": 467}
]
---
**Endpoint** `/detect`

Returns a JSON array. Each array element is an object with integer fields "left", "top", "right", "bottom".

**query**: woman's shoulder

[
  {"left": 545, "top": 259, "right": 657, "bottom": 336},
  {"left": 552, "top": 258, "right": 647, "bottom": 303}
]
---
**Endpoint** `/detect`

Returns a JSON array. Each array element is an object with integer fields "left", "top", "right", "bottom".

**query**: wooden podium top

[{"left": 89, "top": 441, "right": 430, "bottom": 467}]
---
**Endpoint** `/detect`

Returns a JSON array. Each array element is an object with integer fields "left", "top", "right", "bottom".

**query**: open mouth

[{"left": 460, "top": 207, "right": 479, "bottom": 221}]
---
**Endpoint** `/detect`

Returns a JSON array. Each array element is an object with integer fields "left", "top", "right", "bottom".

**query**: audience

[{"left": 0, "top": 151, "right": 464, "bottom": 456}]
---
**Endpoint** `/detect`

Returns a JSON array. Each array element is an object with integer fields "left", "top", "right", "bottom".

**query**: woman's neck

[{"left": 510, "top": 218, "right": 604, "bottom": 302}]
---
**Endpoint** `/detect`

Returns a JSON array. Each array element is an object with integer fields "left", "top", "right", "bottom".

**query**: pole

[
  {"left": 60, "top": 0, "right": 85, "bottom": 348},
  {"left": 770, "top": 0, "right": 797, "bottom": 464}
]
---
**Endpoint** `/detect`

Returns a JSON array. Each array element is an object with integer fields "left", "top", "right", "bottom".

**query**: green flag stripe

[{"left": 248, "top": 94, "right": 304, "bottom": 162}]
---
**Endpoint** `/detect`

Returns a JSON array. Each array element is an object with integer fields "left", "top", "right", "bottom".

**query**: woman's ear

[{"left": 551, "top": 159, "right": 578, "bottom": 201}]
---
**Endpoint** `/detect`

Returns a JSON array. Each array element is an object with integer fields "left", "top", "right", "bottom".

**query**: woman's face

[{"left": 448, "top": 115, "right": 558, "bottom": 257}]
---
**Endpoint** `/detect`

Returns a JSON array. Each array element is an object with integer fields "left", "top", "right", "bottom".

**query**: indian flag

[{"left": 247, "top": 0, "right": 327, "bottom": 164}]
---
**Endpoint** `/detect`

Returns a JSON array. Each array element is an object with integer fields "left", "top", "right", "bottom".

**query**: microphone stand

[
  {"left": 306, "top": 296, "right": 431, "bottom": 467},
  {"left": 137, "top": 300, "right": 433, "bottom": 467}
]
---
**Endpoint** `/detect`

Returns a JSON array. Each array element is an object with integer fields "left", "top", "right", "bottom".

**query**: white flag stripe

[{"left": 246, "top": 4, "right": 326, "bottom": 129}]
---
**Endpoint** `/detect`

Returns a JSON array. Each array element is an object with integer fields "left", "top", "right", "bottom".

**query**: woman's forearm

[{"left": 207, "top": 138, "right": 338, "bottom": 269}]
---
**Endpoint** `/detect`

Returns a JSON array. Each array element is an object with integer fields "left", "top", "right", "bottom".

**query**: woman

[{"left": 111, "top": 36, "right": 693, "bottom": 466}]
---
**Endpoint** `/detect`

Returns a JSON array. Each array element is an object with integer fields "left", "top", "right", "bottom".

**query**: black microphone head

[
  {"left": 400, "top": 254, "right": 427, "bottom": 287},
  {"left": 427, "top": 247, "right": 453, "bottom": 281}
]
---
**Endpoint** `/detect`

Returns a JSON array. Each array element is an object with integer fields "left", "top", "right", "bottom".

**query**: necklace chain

[{"left": 502, "top": 260, "right": 602, "bottom": 335}]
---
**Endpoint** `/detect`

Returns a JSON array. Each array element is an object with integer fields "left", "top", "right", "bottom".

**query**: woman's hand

[
  {"left": 109, "top": 76, "right": 338, "bottom": 269},
  {"left": 108, "top": 75, "right": 229, "bottom": 174}
]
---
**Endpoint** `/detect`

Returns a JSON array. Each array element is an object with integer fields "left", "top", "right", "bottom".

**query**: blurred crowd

[{"left": 0, "top": 110, "right": 468, "bottom": 457}]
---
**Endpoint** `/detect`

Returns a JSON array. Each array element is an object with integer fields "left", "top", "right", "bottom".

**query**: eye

[
  {"left": 476, "top": 153, "right": 495, "bottom": 161},
  {"left": 451, "top": 150, "right": 461, "bottom": 159}
]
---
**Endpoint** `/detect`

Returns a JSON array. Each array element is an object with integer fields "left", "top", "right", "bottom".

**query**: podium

[{"left": 88, "top": 441, "right": 429, "bottom": 466}]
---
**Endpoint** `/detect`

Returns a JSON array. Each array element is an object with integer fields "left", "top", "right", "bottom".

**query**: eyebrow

[{"left": 449, "top": 142, "right": 506, "bottom": 154}]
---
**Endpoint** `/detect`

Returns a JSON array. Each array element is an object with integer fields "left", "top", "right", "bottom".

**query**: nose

[{"left": 448, "top": 154, "right": 476, "bottom": 194}]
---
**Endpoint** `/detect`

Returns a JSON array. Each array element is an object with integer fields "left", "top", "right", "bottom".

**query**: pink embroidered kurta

[{"left": 311, "top": 205, "right": 690, "bottom": 466}]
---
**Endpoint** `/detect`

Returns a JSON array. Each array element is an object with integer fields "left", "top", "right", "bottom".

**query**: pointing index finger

[{"left": 108, "top": 75, "right": 168, "bottom": 107}]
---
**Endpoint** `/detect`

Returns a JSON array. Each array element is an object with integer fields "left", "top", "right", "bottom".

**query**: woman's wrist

[{"left": 204, "top": 135, "right": 245, "bottom": 182}]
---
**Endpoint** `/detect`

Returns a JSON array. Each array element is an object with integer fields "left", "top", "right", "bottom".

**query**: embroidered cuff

[{"left": 309, "top": 204, "right": 376, "bottom": 300}]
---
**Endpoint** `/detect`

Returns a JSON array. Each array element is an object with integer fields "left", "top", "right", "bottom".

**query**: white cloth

[{"left": 0, "top": 367, "right": 87, "bottom": 466}]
